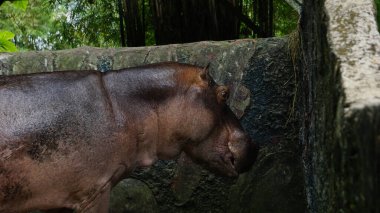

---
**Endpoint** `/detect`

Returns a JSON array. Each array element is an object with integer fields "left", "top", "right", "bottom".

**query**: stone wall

[
  {"left": 0, "top": 38, "right": 306, "bottom": 212},
  {"left": 299, "top": 0, "right": 380, "bottom": 212}
]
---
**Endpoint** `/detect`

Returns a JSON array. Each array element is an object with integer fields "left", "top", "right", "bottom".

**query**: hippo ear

[
  {"left": 201, "top": 63, "right": 217, "bottom": 87},
  {"left": 200, "top": 63, "right": 210, "bottom": 81}
]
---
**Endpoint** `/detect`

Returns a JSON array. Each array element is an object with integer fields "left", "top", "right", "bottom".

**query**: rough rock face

[
  {"left": 299, "top": 0, "right": 380, "bottom": 212},
  {"left": 228, "top": 37, "right": 306, "bottom": 213},
  {"left": 0, "top": 38, "right": 306, "bottom": 212},
  {"left": 110, "top": 179, "right": 158, "bottom": 213}
]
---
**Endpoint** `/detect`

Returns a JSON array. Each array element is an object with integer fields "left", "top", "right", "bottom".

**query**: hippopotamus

[{"left": 0, "top": 62, "right": 258, "bottom": 213}]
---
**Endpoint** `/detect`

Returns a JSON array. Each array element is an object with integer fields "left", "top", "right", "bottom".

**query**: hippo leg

[{"left": 76, "top": 185, "right": 111, "bottom": 213}]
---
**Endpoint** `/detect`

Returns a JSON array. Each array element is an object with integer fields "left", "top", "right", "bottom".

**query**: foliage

[
  {"left": 8, "top": 0, "right": 28, "bottom": 10},
  {"left": 273, "top": 0, "right": 299, "bottom": 36},
  {"left": 1, "top": 0, "right": 29, "bottom": 10},
  {"left": 0, "top": 30, "right": 17, "bottom": 52},
  {"left": 0, "top": 0, "right": 55, "bottom": 50},
  {"left": 0, "top": 0, "right": 29, "bottom": 52},
  {"left": 0, "top": 0, "right": 299, "bottom": 51},
  {"left": 50, "top": 0, "right": 121, "bottom": 49},
  {"left": 239, "top": 0, "right": 298, "bottom": 38}
]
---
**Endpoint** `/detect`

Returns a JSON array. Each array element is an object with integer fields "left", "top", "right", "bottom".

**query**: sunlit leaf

[
  {"left": 8, "top": 0, "right": 29, "bottom": 11},
  {"left": 0, "top": 30, "right": 15, "bottom": 40},
  {"left": 0, "top": 39, "right": 17, "bottom": 52},
  {"left": 0, "top": 30, "right": 17, "bottom": 52}
]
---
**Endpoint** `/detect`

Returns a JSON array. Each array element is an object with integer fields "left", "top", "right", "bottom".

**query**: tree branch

[
  {"left": 284, "top": 0, "right": 303, "bottom": 14},
  {"left": 218, "top": 0, "right": 259, "bottom": 34}
]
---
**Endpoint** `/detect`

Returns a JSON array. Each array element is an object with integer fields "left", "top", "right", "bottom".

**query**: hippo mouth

[
  {"left": 221, "top": 151, "right": 239, "bottom": 177},
  {"left": 198, "top": 139, "right": 258, "bottom": 177},
  {"left": 183, "top": 138, "right": 258, "bottom": 178},
  {"left": 199, "top": 139, "right": 242, "bottom": 177},
  {"left": 226, "top": 139, "right": 258, "bottom": 175}
]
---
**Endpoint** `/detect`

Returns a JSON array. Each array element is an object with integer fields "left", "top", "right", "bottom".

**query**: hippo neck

[
  {"left": 102, "top": 65, "right": 187, "bottom": 167},
  {"left": 104, "top": 66, "right": 179, "bottom": 103}
]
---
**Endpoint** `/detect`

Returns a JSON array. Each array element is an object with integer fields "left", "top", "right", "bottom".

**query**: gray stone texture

[{"left": 300, "top": 0, "right": 380, "bottom": 212}]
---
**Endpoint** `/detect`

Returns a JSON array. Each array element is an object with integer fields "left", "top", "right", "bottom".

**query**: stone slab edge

[{"left": 325, "top": 0, "right": 380, "bottom": 110}]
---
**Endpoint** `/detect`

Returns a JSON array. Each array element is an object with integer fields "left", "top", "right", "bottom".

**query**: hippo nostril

[{"left": 230, "top": 156, "right": 235, "bottom": 167}]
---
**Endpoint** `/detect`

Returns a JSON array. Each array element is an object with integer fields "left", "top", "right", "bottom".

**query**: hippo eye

[
  {"left": 208, "top": 79, "right": 216, "bottom": 87},
  {"left": 221, "top": 91, "right": 228, "bottom": 99},
  {"left": 217, "top": 86, "right": 229, "bottom": 103}
]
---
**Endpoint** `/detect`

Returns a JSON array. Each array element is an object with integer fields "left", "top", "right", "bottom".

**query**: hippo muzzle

[
  {"left": 184, "top": 120, "right": 258, "bottom": 178},
  {"left": 229, "top": 137, "right": 258, "bottom": 174}
]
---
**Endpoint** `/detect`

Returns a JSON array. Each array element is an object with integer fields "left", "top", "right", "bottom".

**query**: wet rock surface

[{"left": 110, "top": 179, "right": 158, "bottom": 213}]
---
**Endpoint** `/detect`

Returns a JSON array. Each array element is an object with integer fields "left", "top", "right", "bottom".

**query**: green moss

[{"left": 375, "top": 0, "right": 380, "bottom": 30}]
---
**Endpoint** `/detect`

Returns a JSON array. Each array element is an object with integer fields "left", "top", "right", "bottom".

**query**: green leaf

[
  {"left": 0, "top": 30, "right": 17, "bottom": 52},
  {"left": 6, "top": 0, "right": 28, "bottom": 11},
  {"left": 0, "top": 30, "right": 15, "bottom": 40},
  {"left": 0, "top": 39, "right": 17, "bottom": 52}
]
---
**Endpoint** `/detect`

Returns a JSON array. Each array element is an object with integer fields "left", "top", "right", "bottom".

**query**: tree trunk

[
  {"left": 256, "top": 0, "right": 274, "bottom": 37},
  {"left": 124, "top": 0, "right": 145, "bottom": 47},
  {"left": 118, "top": 0, "right": 126, "bottom": 47},
  {"left": 284, "top": 0, "right": 303, "bottom": 14},
  {"left": 150, "top": 0, "right": 240, "bottom": 45}
]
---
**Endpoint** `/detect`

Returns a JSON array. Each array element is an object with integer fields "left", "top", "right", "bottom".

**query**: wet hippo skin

[{"left": 0, "top": 62, "right": 258, "bottom": 213}]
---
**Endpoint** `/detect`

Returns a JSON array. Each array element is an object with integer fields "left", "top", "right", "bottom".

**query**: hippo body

[{"left": 0, "top": 62, "right": 257, "bottom": 213}]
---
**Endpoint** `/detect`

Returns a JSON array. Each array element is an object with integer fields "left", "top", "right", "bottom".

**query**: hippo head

[
  {"left": 159, "top": 65, "right": 258, "bottom": 177},
  {"left": 183, "top": 102, "right": 258, "bottom": 177}
]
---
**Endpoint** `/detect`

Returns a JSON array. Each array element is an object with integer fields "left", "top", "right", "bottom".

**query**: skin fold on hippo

[{"left": 0, "top": 62, "right": 258, "bottom": 213}]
